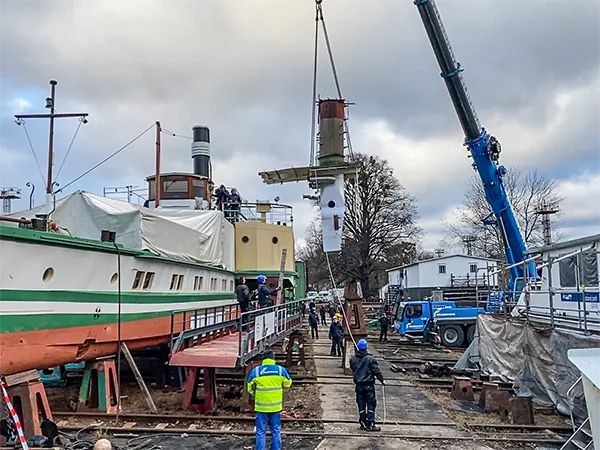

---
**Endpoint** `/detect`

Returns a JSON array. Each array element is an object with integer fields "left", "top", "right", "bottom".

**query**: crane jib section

[{"left": 413, "top": 0, "right": 537, "bottom": 290}]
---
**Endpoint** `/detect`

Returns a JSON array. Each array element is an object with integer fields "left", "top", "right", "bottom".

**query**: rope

[
  {"left": 309, "top": 3, "right": 320, "bottom": 167},
  {"left": 21, "top": 122, "right": 46, "bottom": 186},
  {"left": 55, "top": 118, "right": 84, "bottom": 181}
]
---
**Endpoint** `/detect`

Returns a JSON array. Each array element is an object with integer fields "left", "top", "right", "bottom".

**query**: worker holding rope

[{"left": 350, "top": 339, "right": 384, "bottom": 432}]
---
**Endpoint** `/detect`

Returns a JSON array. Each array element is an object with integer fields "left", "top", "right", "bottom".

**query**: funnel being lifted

[{"left": 258, "top": 98, "right": 359, "bottom": 253}]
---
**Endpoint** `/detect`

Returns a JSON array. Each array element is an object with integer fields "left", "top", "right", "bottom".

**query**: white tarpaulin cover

[
  {"left": 8, "top": 191, "right": 235, "bottom": 270},
  {"left": 455, "top": 314, "right": 600, "bottom": 420}
]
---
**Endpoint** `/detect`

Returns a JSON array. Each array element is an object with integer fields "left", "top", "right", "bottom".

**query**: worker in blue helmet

[
  {"left": 350, "top": 338, "right": 384, "bottom": 431},
  {"left": 257, "top": 275, "right": 280, "bottom": 308}
]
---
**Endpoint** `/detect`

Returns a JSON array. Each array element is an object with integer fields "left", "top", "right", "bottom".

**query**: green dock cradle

[
  {"left": 77, "top": 358, "right": 120, "bottom": 414},
  {"left": 38, "top": 366, "right": 64, "bottom": 385}
]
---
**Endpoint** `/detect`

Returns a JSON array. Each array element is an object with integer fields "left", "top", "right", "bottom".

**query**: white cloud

[{"left": 558, "top": 172, "right": 600, "bottom": 239}]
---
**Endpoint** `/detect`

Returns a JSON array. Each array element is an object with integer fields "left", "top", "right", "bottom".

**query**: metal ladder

[
  {"left": 560, "top": 377, "right": 595, "bottom": 450},
  {"left": 560, "top": 418, "right": 594, "bottom": 450}
]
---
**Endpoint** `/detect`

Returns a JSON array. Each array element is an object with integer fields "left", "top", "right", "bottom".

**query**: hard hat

[
  {"left": 357, "top": 339, "right": 368, "bottom": 351},
  {"left": 257, "top": 275, "right": 267, "bottom": 284}
]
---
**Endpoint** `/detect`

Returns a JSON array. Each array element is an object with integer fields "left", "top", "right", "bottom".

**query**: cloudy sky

[{"left": 1, "top": 0, "right": 599, "bottom": 251}]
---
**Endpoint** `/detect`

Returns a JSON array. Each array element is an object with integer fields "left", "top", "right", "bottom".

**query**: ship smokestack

[
  {"left": 191, "top": 125, "right": 210, "bottom": 178},
  {"left": 318, "top": 99, "right": 345, "bottom": 166}
]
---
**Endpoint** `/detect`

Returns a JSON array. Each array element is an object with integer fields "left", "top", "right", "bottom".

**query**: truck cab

[{"left": 394, "top": 299, "right": 485, "bottom": 348}]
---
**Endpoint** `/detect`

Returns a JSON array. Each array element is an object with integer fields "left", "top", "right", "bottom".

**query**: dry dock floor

[{"left": 310, "top": 324, "right": 556, "bottom": 450}]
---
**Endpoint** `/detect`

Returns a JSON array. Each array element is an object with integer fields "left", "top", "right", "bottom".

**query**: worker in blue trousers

[{"left": 247, "top": 350, "right": 293, "bottom": 450}]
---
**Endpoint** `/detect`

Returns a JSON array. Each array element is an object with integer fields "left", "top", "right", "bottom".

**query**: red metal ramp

[{"left": 169, "top": 333, "right": 240, "bottom": 368}]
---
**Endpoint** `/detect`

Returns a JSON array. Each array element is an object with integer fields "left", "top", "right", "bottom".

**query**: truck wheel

[
  {"left": 440, "top": 325, "right": 464, "bottom": 348},
  {"left": 466, "top": 325, "right": 476, "bottom": 343}
]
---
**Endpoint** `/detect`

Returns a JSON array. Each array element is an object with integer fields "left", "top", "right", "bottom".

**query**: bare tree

[
  {"left": 444, "top": 167, "right": 563, "bottom": 261},
  {"left": 297, "top": 153, "right": 421, "bottom": 296}
]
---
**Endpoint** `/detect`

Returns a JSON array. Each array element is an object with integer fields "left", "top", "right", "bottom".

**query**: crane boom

[{"left": 413, "top": 0, "right": 536, "bottom": 295}]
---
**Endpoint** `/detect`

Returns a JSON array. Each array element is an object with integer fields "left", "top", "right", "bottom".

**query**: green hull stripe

[
  {"left": 2, "top": 310, "right": 171, "bottom": 334},
  {"left": 0, "top": 290, "right": 234, "bottom": 304}
]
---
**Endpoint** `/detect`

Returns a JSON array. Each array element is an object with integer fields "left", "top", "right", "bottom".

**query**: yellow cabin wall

[{"left": 234, "top": 222, "right": 295, "bottom": 272}]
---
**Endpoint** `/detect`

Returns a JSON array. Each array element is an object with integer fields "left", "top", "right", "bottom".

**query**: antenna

[
  {"left": 535, "top": 201, "right": 559, "bottom": 245},
  {"left": 14, "top": 80, "right": 89, "bottom": 212},
  {"left": 462, "top": 235, "right": 477, "bottom": 256}
]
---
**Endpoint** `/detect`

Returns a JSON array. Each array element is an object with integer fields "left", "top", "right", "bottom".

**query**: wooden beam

[{"left": 119, "top": 342, "right": 159, "bottom": 414}]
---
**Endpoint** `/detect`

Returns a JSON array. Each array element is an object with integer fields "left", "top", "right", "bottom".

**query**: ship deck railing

[
  {"left": 221, "top": 202, "right": 293, "bottom": 227},
  {"left": 168, "top": 299, "right": 303, "bottom": 368}
]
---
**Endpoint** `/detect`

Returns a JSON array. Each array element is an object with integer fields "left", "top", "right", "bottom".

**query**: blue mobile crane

[
  {"left": 413, "top": 0, "right": 537, "bottom": 295},
  {"left": 392, "top": 0, "right": 540, "bottom": 347}
]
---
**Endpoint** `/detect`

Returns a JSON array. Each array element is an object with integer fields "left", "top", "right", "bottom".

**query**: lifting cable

[{"left": 309, "top": 0, "right": 354, "bottom": 167}]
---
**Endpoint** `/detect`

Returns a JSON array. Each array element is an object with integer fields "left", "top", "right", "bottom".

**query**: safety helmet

[
  {"left": 257, "top": 275, "right": 267, "bottom": 284},
  {"left": 357, "top": 339, "right": 368, "bottom": 351}
]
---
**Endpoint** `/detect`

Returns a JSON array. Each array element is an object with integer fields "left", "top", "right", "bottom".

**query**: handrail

[
  {"left": 566, "top": 374, "right": 582, "bottom": 434},
  {"left": 236, "top": 299, "right": 304, "bottom": 363},
  {"left": 169, "top": 303, "right": 239, "bottom": 354},
  {"left": 168, "top": 299, "right": 304, "bottom": 366},
  {"left": 221, "top": 202, "right": 293, "bottom": 226}
]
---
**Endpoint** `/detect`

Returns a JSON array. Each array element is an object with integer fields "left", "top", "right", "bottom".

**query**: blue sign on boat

[{"left": 560, "top": 292, "right": 600, "bottom": 303}]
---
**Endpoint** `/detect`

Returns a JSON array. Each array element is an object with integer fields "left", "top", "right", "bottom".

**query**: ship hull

[
  {"left": 0, "top": 227, "right": 238, "bottom": 375},
  {"left": 0, "top": 291, "right": 238, "bottom": 375}
]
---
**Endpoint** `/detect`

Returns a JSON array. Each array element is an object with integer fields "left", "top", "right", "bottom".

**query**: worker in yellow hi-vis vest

[{"left": 246, "top": 350, "right": 292, "bottom": 450}]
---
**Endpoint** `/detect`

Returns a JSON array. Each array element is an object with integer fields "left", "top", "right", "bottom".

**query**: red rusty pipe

[{"left": 0, "top": 216, "right": 31, "bottom": 225}]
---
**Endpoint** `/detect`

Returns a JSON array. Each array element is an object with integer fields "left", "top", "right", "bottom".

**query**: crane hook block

[{"left": 315, "top": 0, "right": 323, "bottom": 4}]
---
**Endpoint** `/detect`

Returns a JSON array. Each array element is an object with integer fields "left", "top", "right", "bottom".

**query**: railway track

[{"left": 52, "top": 412, "right": 570, "bottom": 445}]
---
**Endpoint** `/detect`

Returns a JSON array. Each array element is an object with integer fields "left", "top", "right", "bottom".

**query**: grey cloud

[{"left": 1, "top": 0, "right": 598, "bottom": 243}]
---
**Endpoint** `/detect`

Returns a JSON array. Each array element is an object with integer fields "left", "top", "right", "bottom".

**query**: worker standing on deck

[
  {"left": 257, "top": 275, "right": 280, "bottom": 308},
  {"left": 247, "top": 350, "right": 292, "bottom": 450},
  {"left": 236, "top": 277, "right": 251, "bottom": 324},
  {"left": 350, "top": 339, "right": 384, "bottom": 432}
]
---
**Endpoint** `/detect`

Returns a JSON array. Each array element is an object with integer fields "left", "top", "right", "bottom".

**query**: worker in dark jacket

[
  {"left": 308, "top": 310, "right": 319, "bottom": 339},
  {"left": 328, "top": 315, "right": 343, "bottom": 356},
  {"left": 257, "top": 275, "right": 280, "bottom": 308},
  {"left": 235, "top": 277, "right": 251, "bottom": 324},
  {"left": 350, "top": 339, "right": 384, "bottom": 431},
  {"left": 378, "top": 313, "right": 389, "bottom": 343}
]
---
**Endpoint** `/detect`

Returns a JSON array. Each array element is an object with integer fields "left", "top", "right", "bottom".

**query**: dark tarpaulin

[{"left": 455, "top": 314, "right": 600, "bottom": 420}]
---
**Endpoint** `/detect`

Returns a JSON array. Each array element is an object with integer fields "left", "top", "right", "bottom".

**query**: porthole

[
  {"left": 110, "top": 272, "right": 119, "bottom": 285},
  {"left": 241, "top": 236, "right": 250, "bottom": 243},
  {"left": 42, "top": 267, "right": 54, "bottom": 282},
  {"left": 272, "top": 236, "right": 279, "bottom": 244},
  {"left": 327, "top": 200, "right": 335, "bottom": 208}
]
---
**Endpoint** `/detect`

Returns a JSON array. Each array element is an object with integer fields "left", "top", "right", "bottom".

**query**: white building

[{"left": 386, "top": 254, "right": 499, "bottom": 301}]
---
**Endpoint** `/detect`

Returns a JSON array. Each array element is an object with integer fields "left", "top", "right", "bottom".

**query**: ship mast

[{"left": 14, "top": 80, "right": 89, "bottom": 212}]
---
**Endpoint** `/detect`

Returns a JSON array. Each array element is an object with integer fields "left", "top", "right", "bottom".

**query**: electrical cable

[
  {"left": 21, "top": 122, "right": 47, "bottom": 186},
  {"left": 55, "top": 118, "right": 84, "bottom": 182},
  {"left": 56, "top": 123, "right": 154, "bottom": 194},
  {"left": 160, "top": 128, "right": 191, "bottom": 140},
  {"left": 113, "top": 241, "right": 123, "bottom": 426}
]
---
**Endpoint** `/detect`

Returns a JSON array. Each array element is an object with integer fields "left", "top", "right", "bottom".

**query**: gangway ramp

[{"left": 167, "top": 300, "right": 304, "bottom": 411}]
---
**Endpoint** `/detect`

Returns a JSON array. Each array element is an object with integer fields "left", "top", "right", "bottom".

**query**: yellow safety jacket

[{"left": 246, "top": 358, "right": 292, "bottom": 413}]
